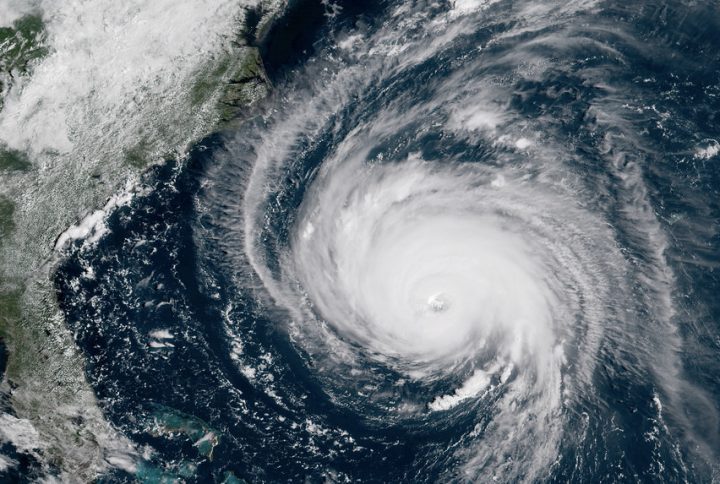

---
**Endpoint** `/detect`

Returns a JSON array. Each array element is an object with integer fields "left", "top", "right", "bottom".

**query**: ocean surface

[{"left": 48, "top": 0, "right": 720, "bottom": 481}]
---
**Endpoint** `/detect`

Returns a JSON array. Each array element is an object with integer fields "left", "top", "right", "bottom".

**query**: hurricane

[{"left": 51, "top": 0, "right": 720, "bottom": 481}]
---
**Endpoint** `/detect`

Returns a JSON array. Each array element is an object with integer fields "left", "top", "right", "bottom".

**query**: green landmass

[
  {"left": 190, "top": 56, "right": 234, "bottom": 107},
  {"left": 123, "top": 140, "right": 152, "bottom": 168},
  {"left": 0, "top": 14, "right": 49, "bottom": 111},
  {"left": 0, "top": 193, "right": 21, "bottom": 367},
  {"left": 0, "top": 14, "right": 49, "bottom": 72},
  {"left": 218, "top": 47, "right": 270, "bottom": 122},
  {"left": 0, "top": 285, "right": 22, "bottom": 360},
  {"left": 0, "top": 196, "right": 15, "bottom": 242},
  {"left": 190, "top": 43, "right": 270, "bottom": 126},
  {"left": 0, "top": 147, "right": 32, "bottom": 171}
]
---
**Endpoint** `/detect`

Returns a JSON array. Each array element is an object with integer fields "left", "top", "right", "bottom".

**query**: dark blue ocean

[{"left": 48, "top": 0, "right": 720, "bottom": 481}]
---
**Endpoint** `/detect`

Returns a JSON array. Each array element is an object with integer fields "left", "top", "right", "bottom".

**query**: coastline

[{"left": 0, "top": 1, "right": 283, "bottom": 479}]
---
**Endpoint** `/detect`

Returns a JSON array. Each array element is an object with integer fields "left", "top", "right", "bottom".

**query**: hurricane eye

[{"left": 427, "top": 293, "right": 448, "bottom": 312}]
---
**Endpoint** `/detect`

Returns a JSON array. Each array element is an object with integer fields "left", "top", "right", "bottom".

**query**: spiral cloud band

[
  {"left": 260, "top": 125, "right": 631, "bottom": 479},
  {"left": 44, "top": 0, "right": 713, "bottom": 481},
  {"left": 44, "top": 0, "right": 720, "bottom": 480},
  {"left": 219, "top": 4, "right": 655, "bottom": 478}
]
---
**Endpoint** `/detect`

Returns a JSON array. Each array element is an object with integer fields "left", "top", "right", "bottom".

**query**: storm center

[{"left": 427, "top": 293, "right": 449, "bottom": 312}]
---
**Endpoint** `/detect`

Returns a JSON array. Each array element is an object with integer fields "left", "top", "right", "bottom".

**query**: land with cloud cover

[{"left": 0, "top": 0, "right": 284, "bottom": 479}]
